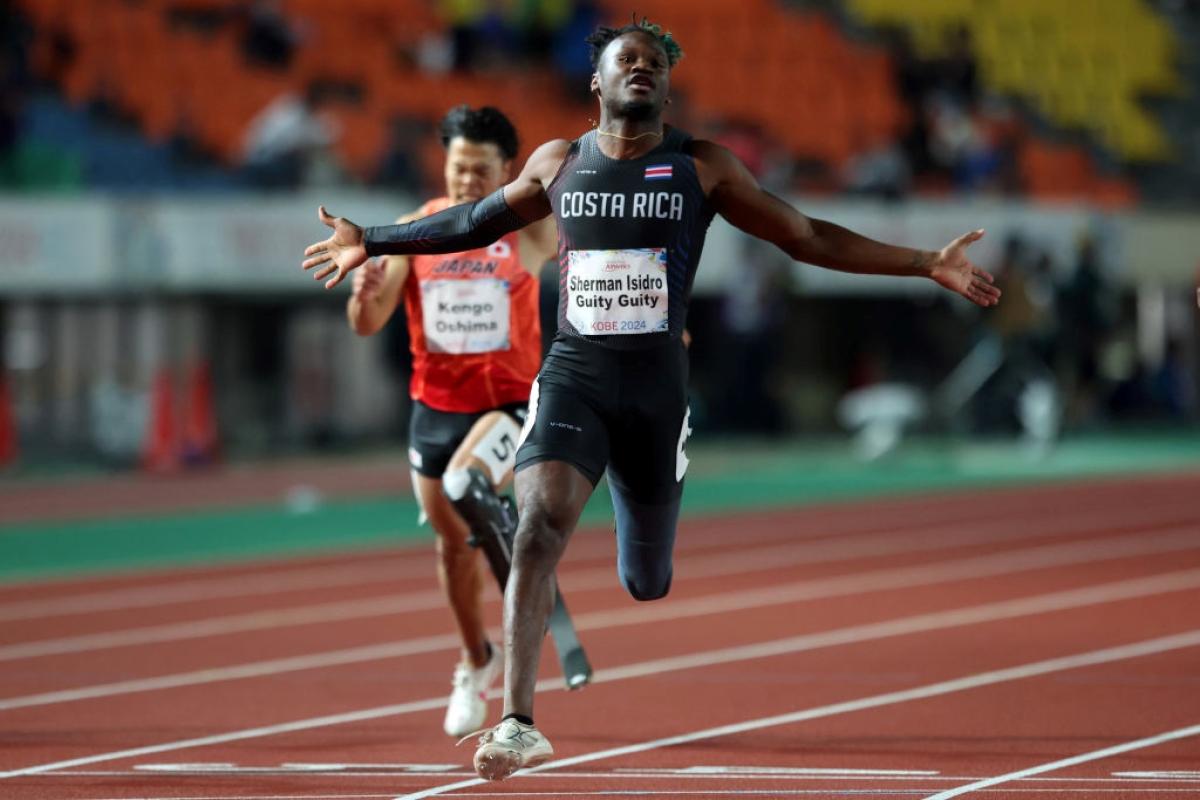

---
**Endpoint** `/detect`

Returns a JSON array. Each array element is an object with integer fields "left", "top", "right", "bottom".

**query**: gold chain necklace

[{"left": 596, "top": 128, "right": 663, "bottom": 142}]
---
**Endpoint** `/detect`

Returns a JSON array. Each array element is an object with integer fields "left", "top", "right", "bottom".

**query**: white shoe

[
  {"left": 472, "top": 718, "right": 554, "bottom": 781},
  {"left": 442, "top": 644, "right": 502, "bottom": 738}
]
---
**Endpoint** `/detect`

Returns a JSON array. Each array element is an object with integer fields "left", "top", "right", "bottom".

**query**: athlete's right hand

[
  {"left": 302, "top": 206, "right": 368, "bottom": 290},
  {"left": 351, "top": 257, "right": 385, "bottom": 301}
]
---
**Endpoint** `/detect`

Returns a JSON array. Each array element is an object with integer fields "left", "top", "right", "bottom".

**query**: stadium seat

[{"left": 846, "top": 0, "right": 1178, "bottom": 162}]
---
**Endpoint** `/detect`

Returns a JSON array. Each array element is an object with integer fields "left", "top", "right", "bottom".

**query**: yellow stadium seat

[{"left": 846, "top": 0, "right": 1179, "bottom": 162}]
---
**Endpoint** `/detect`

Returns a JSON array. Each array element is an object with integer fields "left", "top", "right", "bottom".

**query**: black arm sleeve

[{"left": 362, "top": 188, "right": 527, "bottom": 257}]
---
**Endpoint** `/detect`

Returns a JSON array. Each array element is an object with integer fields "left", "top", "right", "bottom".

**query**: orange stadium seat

[
  {"left": 597, "top": 0, "right": 904, "bottom": 167},
  {"left": 11, "top": 0, "right": 1151, "bottom": 201}
]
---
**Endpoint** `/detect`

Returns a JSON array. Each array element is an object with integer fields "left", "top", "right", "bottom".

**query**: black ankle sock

[{"left": 503, "top": 713, "right": 534, "bottom": 726}]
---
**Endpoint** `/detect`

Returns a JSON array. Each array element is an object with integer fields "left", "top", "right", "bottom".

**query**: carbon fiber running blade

[
  {"left": 548, "top": 589, "right": 592, "bottom": 690},
  {"left": 560, "top": 646, "right": 593, "bottom": 690}
]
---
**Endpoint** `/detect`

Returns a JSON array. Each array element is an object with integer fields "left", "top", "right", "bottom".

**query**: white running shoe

[
  {"left": 442, "top": 644, "right": 502, "bottom": 738},
  {"left": 472, "top": 718, "right": 554, "bottom": 781}
]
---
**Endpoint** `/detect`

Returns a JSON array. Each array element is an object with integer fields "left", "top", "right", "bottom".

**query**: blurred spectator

[
  {"left": 0, "top": 0, "right": 31, "bottom": 85},
  {"left": 974, "top": 235, "right": 1047, "bottom": 430},
  {"left": 991, "top": 237, "right": 1055, "bottom": 374},
  {"left": 438, "top": 0, "right": 483, "bottom": 71},
  {"left": 883, "top": 26, "right": 935, "bottom": 179},
  {"left": 166, "top": 107, "right": 212, "bottom": 169},
  {"left": 1058, "top": 236, "right": 1118, "bottom": 423},
  {"left": 469, "top": 0, "right": 520, "bottom": 68},
  {"left": 931, "top": 23, "right": 979, "bottom": 109},
  {"left": 1150, "top": 338, "right": 1195, "bottom": 418},
  {"left": 511, "top": 0, "right": 571, "bottom": 62},
  {"left": 437, "top": 0, "right": 575, "bottom": 72},
  {"left": 28, "top": 23, "right": 74, "bottom": 91},
  {"left": 975, "top": 97, "right": 1025, "bottom": 194},
  {"left": 884, "top": 26, "right": 930, "bottom": 106},
  {"left": 0, "top": 89, "right": 19, "bottom": 186},
  {"left": 927, "top": 98, "right": 1004, "bottom": 191},
  {"left": 552, "top": 0, "right": 602, "bottom": 94},
  {"left": 714, "top": 238, "right": 789, "bottom": 433},
  {"left": 842, "top": 131, "right": 911, "bottom": 200},
  {"left": 1026, "top": 250, "right": 1061, "bottom": 366},
  {"left": 881, "top": 23, "right": 1002, "bottom": 193},
  {"left": 438, "top": 0, "right": 515, "bottom": 71},
  {"left": 241, "top": 82, "right": 339, "bottom": 189},
  {"left": 237, "top": 0, "right": 299, "bottom": 69},
  {"left": 416, "top": 30, "right": 456, "bottom": 75},
  {"left": 373, "top": 113, "right": 430, "bottom": 192}
]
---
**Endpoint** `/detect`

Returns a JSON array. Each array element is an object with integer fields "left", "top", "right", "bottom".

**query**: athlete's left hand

[
  {"left": 302, "top": 206, "right": 369, "bottom": 289},
  {"left": 929, "top": 229, "right": 1001, "bottom": 308}
]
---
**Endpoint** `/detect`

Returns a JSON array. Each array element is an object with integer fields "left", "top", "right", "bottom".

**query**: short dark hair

[
  {"left": 585, "top": 17, "right": 684, "bottom": 70},
  {"left": 440, "top": 105, "right": 519, "bottom": 161}
]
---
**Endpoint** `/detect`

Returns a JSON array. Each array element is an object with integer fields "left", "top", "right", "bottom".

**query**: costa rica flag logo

[{"left": 644, "top": 164, "right": 672, "bottom": 181}]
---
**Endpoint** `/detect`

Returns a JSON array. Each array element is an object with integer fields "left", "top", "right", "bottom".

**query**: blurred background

[{"left": 1, "top": 0, "right": 1199, "bottom": 576}]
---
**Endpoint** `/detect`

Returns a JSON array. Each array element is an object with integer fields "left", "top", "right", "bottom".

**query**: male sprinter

[
  {"left": 303, "top": 20, "right": 1001, "bottom": 779},
  {"left": 346, "top": 105, "right": 555, "bottom": 738}
]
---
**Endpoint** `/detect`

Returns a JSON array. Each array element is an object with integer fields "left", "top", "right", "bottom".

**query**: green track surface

[{"left": 2, "top": 434, "right": 1197, "bottom": 583}]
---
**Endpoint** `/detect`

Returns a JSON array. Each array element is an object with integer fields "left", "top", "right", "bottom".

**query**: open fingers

[
  {"left": 954, "top": 228, "right": 986, "bottom": 250},
  {"left": 303, "top": 236, "right": 332, "bottom": 257},
  {"left": 302, "top": 250, "right": 333, "bottom": 270},
  {"left": 968, "top": 278, "right": 1001, "bottom": 306},
  {"left": 324, "top": 268, "right": 347, "bottom": 290},
  {"left": 975, "top": 282, "right": 1002, "bottom": 301}
]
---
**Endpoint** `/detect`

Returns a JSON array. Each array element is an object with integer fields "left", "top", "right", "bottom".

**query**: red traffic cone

[
  {"left": 142, "top": 369, "right": 179, "bottom": 473},
  {"left": 181, "top": 360, "right": 218, "bottom": 465},
  {"left": 0, "top": 377, "right": 16, "bottom": 468}
]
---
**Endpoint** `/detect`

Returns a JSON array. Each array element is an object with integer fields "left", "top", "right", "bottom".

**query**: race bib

[
  {"left": 566, "top": 248, "right": 669, "bottom": 336},
  {"left": 420, "top": 278, "right": 510, "bottom": 354}
]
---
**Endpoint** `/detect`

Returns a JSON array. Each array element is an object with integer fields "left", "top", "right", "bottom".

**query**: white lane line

[
  {"left": 76, "top": 796, "right": 400, "bottom": 800},
  {"left": 38, "top": 770, "right": 1200, "bottom": 784},
  {"left": 4, "top": 569, "right": 1199, "bottom": 778},
  {"left": 0, "top": 505, "right": 872, "bottom": 618},
  {"left": 576, "top": 528, "right": 1200, "bottom": 632},
  {"left": 667, "top": 767, "right": 939, "bottom": 776},
  {"left": 6, "top": 490, "right": 1193, "bottom": 623},
  {"left": 5, "top": 521, "right": 1197, "bottom": 664},
  {"left": 3, "top": 532, "right": 1198, "bottom": 711},
  {"left": 394, "top": 792, "right": 1200, "bottom": 797},
  {"left": 48, "top": 765, "right": 940, "bottom": 779},
  {"left": 389, "top": 791, "right": 1200, "bottom": 797},
  {"left": 922, "top": 723, "right": 1200, "bottom": 799},
  {"left": 0, "top": 562, "right": 415, "bottom": 623},
  {"left": 0, "top": 595, "right": 439, "bottom": 661},
  {"left": 0, "top": 494, "right": 914, "bottom": 617},
  {"left": 63, "top": 792, "right": 1200, "bottom": 800},
  {"left": 0, "top": 635, "right": 461, "bottom": 711},
  {"left": 1116, "top": 772, "right": 1200, "bottom": 779},
  {"left": 394, "top": 631, "right": 1200, "bottom": 799},
  {"left": 671, "top": 508, "right": 1200, "bottom": 590}
]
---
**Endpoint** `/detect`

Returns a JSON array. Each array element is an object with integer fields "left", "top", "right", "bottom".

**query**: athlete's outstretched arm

[
  {"left": 346, "top": 213, "right": 417, "bottom": 336},
  {"left": 302, "top": 140, "right": 569, "bottom": 289},
  {"left": 694, "top": 141, "right": 1001, "bottom": 308}
]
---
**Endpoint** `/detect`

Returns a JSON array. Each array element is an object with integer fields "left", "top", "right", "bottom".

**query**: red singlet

[{"left": 402, "top": 197, "right": 541, "bottom": 413}]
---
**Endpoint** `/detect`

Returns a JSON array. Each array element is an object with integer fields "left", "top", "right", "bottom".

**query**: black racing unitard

[{"left": 546, "top": 127, "right": 714, "bottom": 350}]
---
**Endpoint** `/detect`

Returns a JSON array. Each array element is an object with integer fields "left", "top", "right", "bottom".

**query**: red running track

[{"left": 1, "top": 472, "right": 1199, "bottom": 799}]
